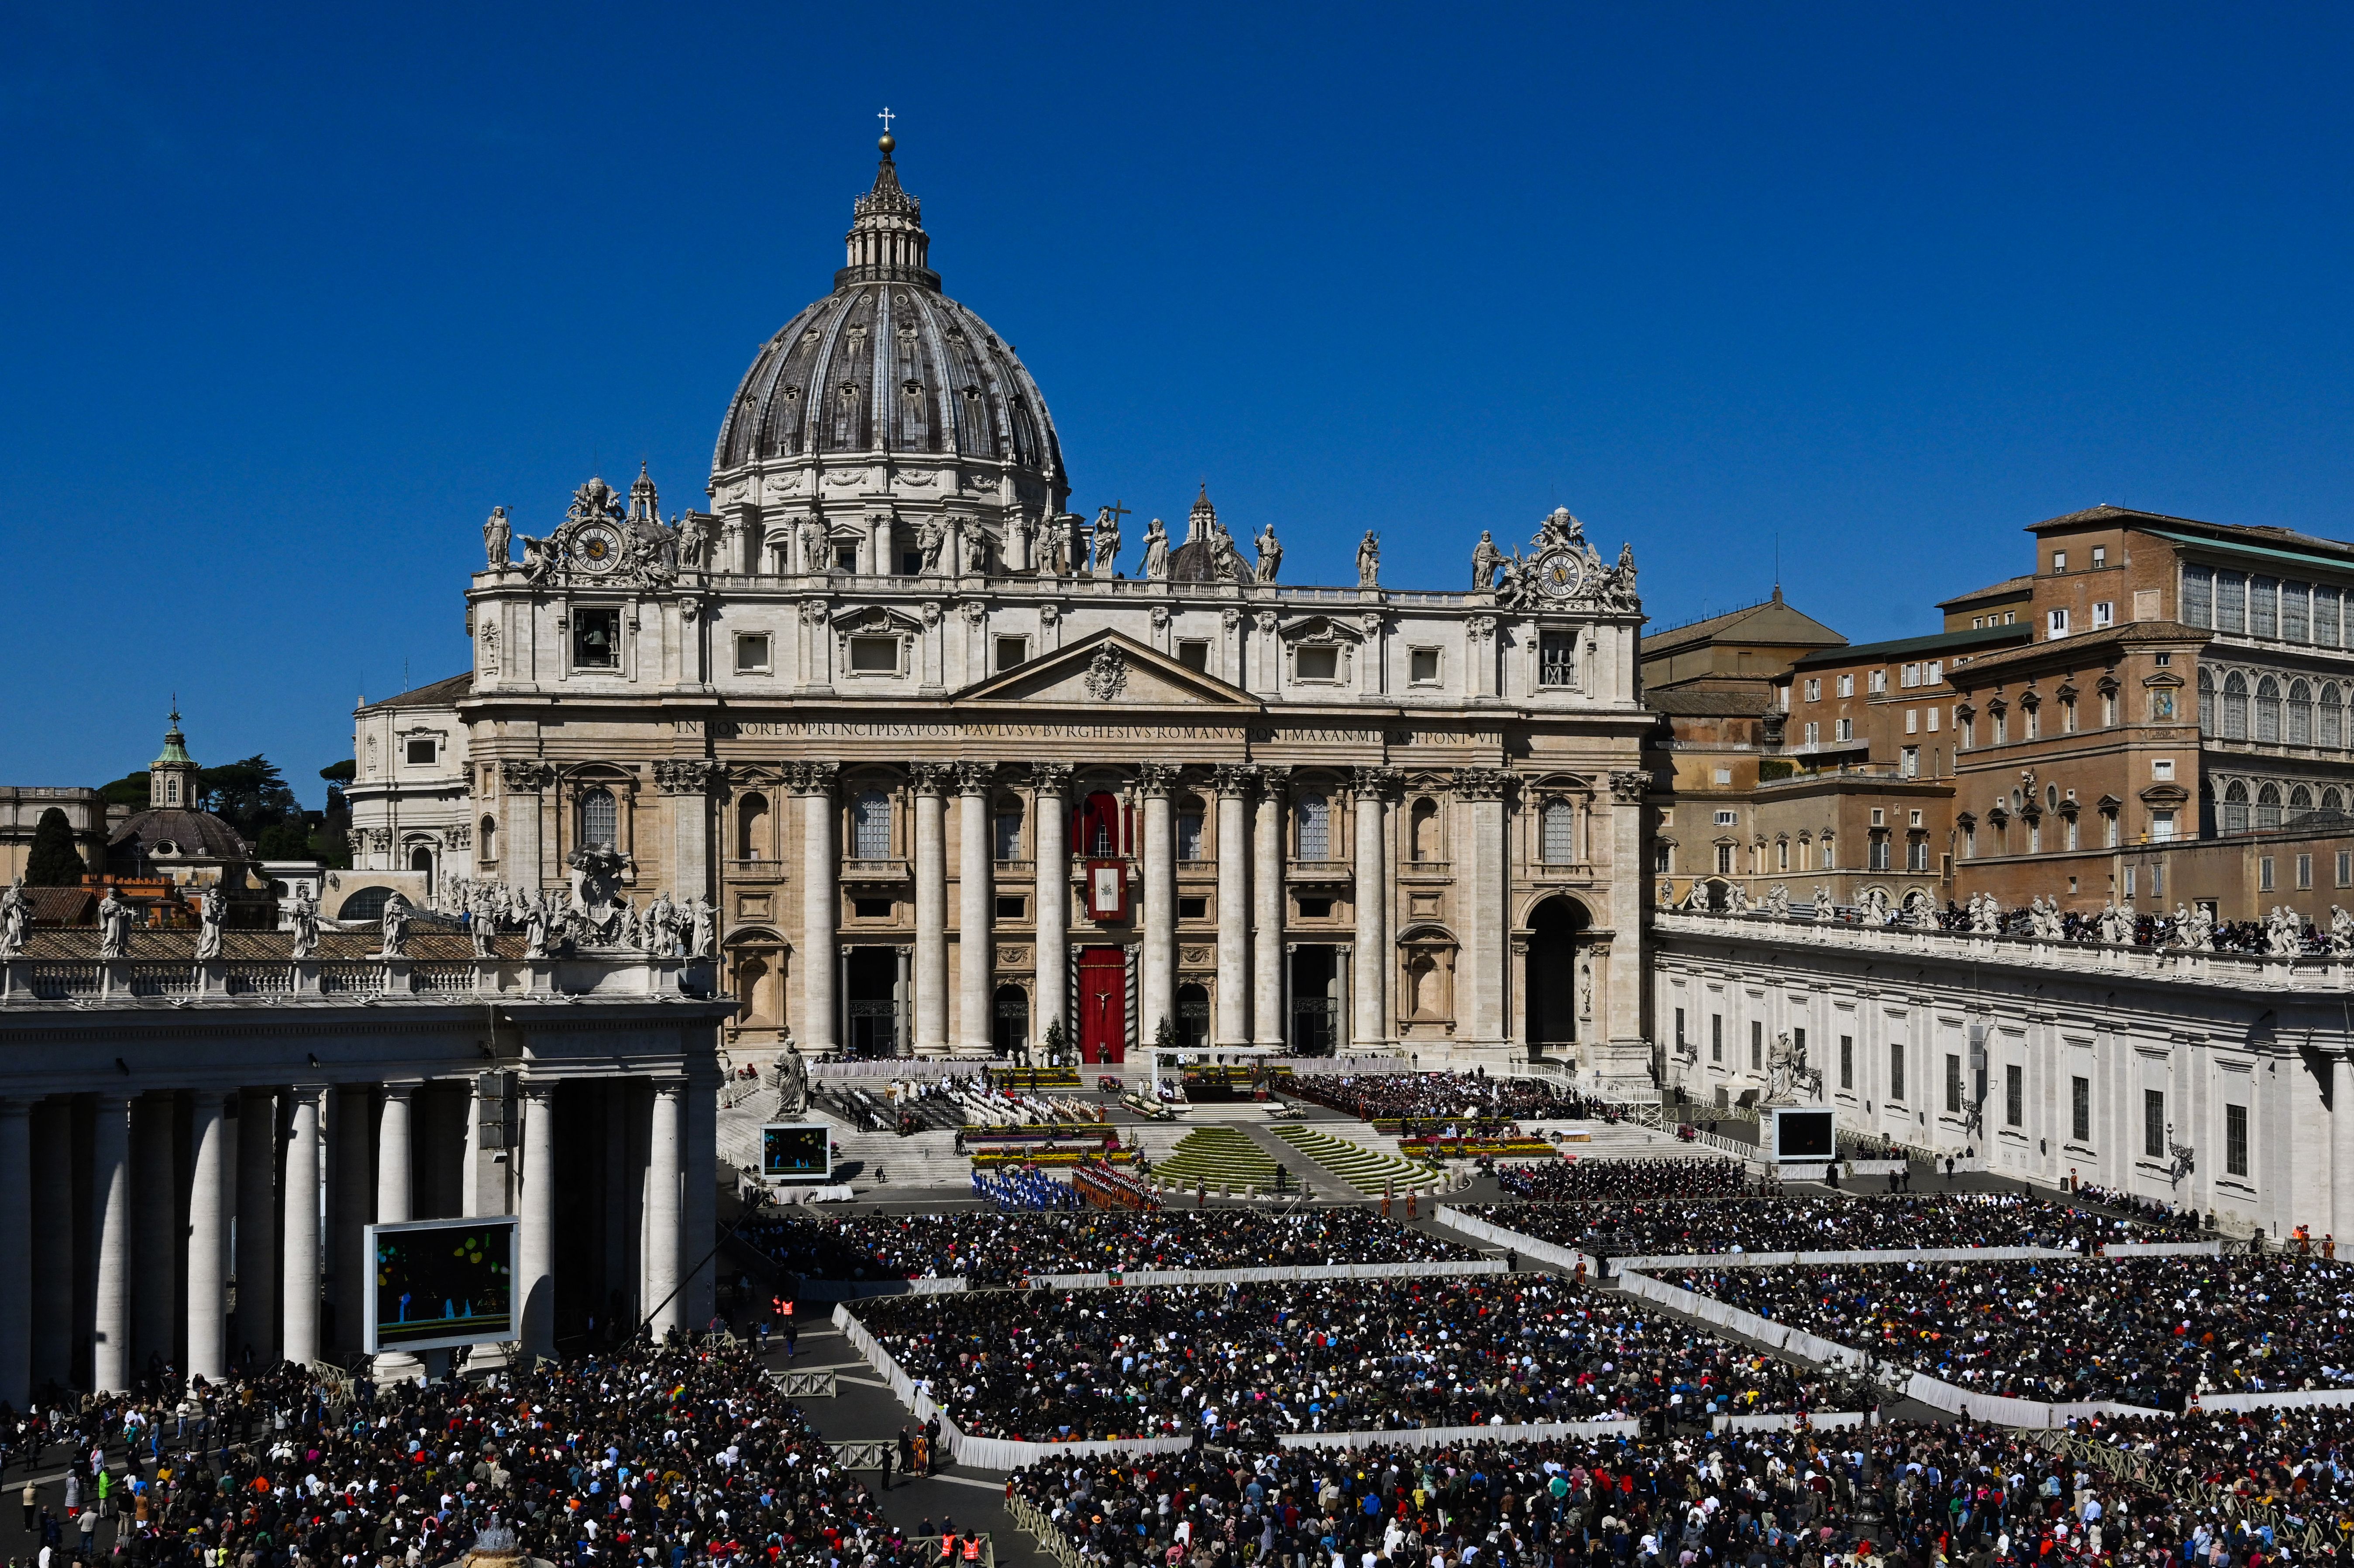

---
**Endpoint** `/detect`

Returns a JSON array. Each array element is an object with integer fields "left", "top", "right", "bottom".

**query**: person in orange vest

[
  {"left": 960, "top": 1534, "right": 982, "bottom": 1563},
  {"left": 2328, "top": 1234, "right": 2339, "bottom": 1261}
]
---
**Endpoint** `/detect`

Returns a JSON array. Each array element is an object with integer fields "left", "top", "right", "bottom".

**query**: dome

[
  {"left": 709, "top": 139, "right": 1068, "bottom": 545},
  {"left": 109, "top": 808, "right": 248, "bottom": 863}
]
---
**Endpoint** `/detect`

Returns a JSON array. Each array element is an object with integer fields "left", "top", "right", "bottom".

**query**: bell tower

[{"left": 150, "top": 704, "right": 199, "bottom": 809}]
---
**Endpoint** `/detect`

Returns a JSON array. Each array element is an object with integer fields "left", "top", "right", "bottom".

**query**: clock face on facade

[
  {"left": 1535, "top": 547, "right": 1583, "bottom": 599},
  {"left": 572, "top": 524, "right": 623, "bottom": 572}
]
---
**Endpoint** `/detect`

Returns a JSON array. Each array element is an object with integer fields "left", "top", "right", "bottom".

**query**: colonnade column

[
  {"left": 92, "top": 1091, "right": 131, "bottom": 1393},
  {"left": 0, "top": 1102, "right": 28, "bottom": 1407},
  {"left": 645, "top": 1080, "right": 682, "bottom": 1338},
  {"left": 1139, "top": 763, "right": 1179, "bottom": 1045},
  {"left": 333, "top": 1085, "right": 375, "bottom": 1361},
  {"left": 29, "top": 1103, "right": 70, "bottom": 1389},
  {"left": 517, "top": 1081, "right": 556, "bottom": 1360},
  {"left": 796, "top": 763, "right": 840, "bottom": 1052},
  {"left": 1252, "top": 768, "right": 1288, "bottom": 1046},
  {"left": 681, "top": 1066, "right": 717, "bottom": 1330},
  {"left": 1351, "top": 768, "right": 1392, "bottom": 1048},
  {"left": 911, "top": 764, "right": 951, "bottom": 1053},
  {"left": 956, "top": 762, "right": 995, "bottom": 1056},
  {"left": 132, "top": 1095, "right": 176, "bottom": 1372},
  {"left": 234, "top": 1088, "right": 279, "bottom": 1362},
  {"left": 281, "top": 1087, "right": 323, "bottom": 1367},
  {"left": 1032, "top": 764, "right": 1071, "bottom": 1052},
  {"left": 186, "top": 1091, "right": 228, "bottom": 1385},
  {"left": 1213, "top": 766, "right": 1253, "bottom": 1046},
  {"left": 2336, "top": 1051, "right": 2354, "bottom": 1251},
  {"left": 377, "top": 1085, "right": 414, "bottom": 1226}
]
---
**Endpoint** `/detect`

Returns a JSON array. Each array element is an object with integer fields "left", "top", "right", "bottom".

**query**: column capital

[
  {"left": 1138, "top": 762, "right": 1181, "bottom": 798},
  {"left": 909, "top": 761, "right": 954, "bottom": 797},
  {"left": 952, "top": 761, "right": 997, "bottom": 795},
  {"left": 1031, "top": 762, "right": 1073, "bottom": 797},
  {"left": 516, "top": 1078, "right": 558, "bottom": 1103},
  {"left": 1351, "top": 765, "right": 1400, "bottom": 801},
  {"left": 1212, "top": 764, "right": 1257, "bottom": 800},
  {"left": 788, "top": 761, "right": 840, "bottom": 797},
  {"left": 1452, "top": 766, "right": 1514, "bottom": 802}
]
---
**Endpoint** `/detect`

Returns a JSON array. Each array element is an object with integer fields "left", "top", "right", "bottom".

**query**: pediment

[{"left": 952, "top": 629, "right": 1260, "bottom": 709}]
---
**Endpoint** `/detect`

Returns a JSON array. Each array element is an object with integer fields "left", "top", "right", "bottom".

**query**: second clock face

[
  {"left": 1536, "top": 547, "right": 1583, "bottom": 599},
  {"left": 573, "top": 524, "right": 623, "bottom": 571}
]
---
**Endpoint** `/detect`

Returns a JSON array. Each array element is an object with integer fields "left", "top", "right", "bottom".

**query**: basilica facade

[{"left": 408, "top": 137, "right": 1654, "bottom": 1080}]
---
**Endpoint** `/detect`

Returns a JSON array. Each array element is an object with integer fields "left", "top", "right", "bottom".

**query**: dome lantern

[{"left": 837, "top": 138, "right": 938, "bottom": 290}]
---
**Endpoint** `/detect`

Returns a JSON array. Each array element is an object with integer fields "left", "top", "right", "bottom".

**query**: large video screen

[
  {"left": 762, "top": 1123, "right": 834, "bottom": 1181},
  {"left": 1771, "top": 1108, "right": 1837, "bottom": 1162},
  {"left": 366, "top": 1217, "right": 518, "bottom": 1354}
]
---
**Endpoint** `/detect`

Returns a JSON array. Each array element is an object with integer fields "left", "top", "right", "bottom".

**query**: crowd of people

[
  {"left": 740, "top": 1209, "right": 1482, "bottom": 1286},
  {"left": 0, "top": 1337, "right": 931, "bottom": 1568},
  {"left": 1463, "top": 1191, "right": 2199, "bottom": 1257},
  {"left": 1677, "top": 1254, "right": 2354, "bottom": 1406},
  {"left": 1286, "top": 1073, "right": 1591, "bottom": 1130},
  {"left": 1495, "top": 1158, "right": 1755, "bottom": 1203},
  {"left": 854, "top": 1276, "right": 1856, "bottom": 1445},
  {"left": 1007, "top": 1410, "right": 2316, "bottom": 1568}
]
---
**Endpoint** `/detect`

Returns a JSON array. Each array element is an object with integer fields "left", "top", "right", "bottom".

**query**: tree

[
  {"left": 195, "top": 755, "right": 299, "bottom": 844},
  {"left": 1040, "top": 1018, "right": 1070, "bottom": 1066},
  {"left": 98, "top": 771, "right": 149, "bottom": 808},
  {"left": 319, "top": 760, "right": 356, "bottom": 786},
  {"left": 256, "top": 815, "right": 318, "bottom": 860},
  {"left": 23, "top": 808, "right": 84, "bottom": 886}
]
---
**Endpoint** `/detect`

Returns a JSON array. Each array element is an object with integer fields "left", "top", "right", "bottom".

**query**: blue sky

[{"left": 7, "top": 3, "right": 2354, "bottom": 803}]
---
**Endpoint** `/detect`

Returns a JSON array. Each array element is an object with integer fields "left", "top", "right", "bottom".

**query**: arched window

[
  {"left": 737, "top": 793, "right": 770, "bottom": 860},
  {"left": 993, "top": 798, "right": 1024, "bottom": 861},
  {"left": 2257, "top": 782, "right": 2283, "bottom": 831},
  {"left": 2324, "top": 684, "right": 2345, "bottom": 750},
  {"left": 1079, "top": 791, "right": 1121, "bottom": 857},
  {"left": 1176, "top": 794, "right": 1205, "bottom": 862},
  {"left": 2256, "top": 676, "right": 2282, "bottom": 743},
  {"left": 2223, "top": 780, "right": 2250, "bottom": 834},
  {"left": 578, "top": 787, "right": 616, "bottom": 849},
  {"left": 1296, "top": 792, "right": 1330, "bottom": 859},
  {"left": 1819, "top": 836, "right": 1835, "bottom": 870},
  {"left": 2197, "top": 667, "right": 2215, "bottom": 736},
  {"left": 1409, "top": 798, "right": 1441, "bottom": 862},
  {"left": 479, "top": 816, "right": 496, "bottom": 861},
  {"left": 338, "top": 887, "right": 393, "bottom": 923},
  {"left": 1540, "top": 801, "right": 1576, "bottom": 864},
  {"left": 2289, "top": 680, "right": 2314, "bottom": 745},
  {"left": 2326, "top": 786, "right": 2346, "bottom": 814},
  {"left": 2290, "top": 784, "right": 2315, "bottom": 818},
  {"left": 851, "top": 789, "right": 892, "bottom": 859},
  {"left": 2222, "top": 672, "right": 2249, "bottom": 740},
  {"left": 410, "top": 845, "right": 434, "bottom": 873}
]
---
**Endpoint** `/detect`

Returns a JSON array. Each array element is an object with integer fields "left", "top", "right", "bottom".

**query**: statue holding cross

[{"left": 1091, "top": 502, "right": 1130, "bottom": 576}]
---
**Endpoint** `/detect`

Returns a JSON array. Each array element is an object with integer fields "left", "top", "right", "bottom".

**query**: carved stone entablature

[
  {"left": 654, "top": 759, "right": 726, "bottom": 796},
  {"left": 1452, "top": 767, "right": 1514, "bottom": 802},
  {"left": 500, "top": 760, "right": 554, "bottom": 794},
  {"left": 1608, "top": 769, "right": 1650, "bottom": 804}
]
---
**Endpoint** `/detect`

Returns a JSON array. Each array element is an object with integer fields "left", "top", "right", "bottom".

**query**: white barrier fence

[
  {"left": 1713, "top": 1411, "right": 1866, "bottom": 1432},
  {"left": 2194, "top": 1388, "right": 2354, "bottom": 1412},
  {"left": 1277, "top": 1418, "right": 1638, "bottom": 1452},
  {"left": 798, "top": 1277, "right": 970, "bottom": 1302},
  {"left": 1025, "top": 1259, "right": 1507, "bottom": 1291},
  {"left": 1433, "top": 1209, "right": 1592, "bottom": 1274},
  {"left": 2099, "top": 1240, "right": 2224, "bottom": 1257}
]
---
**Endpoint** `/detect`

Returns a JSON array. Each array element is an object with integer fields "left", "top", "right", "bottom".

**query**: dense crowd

[
  {"left": 1679, "top": 1254, "right": 2354, "bottom": 1406},
  {"left": 1495, "top": 1158, "right": 1754, "bottom": 1203},
  {"left": 0, "top": 1338, "right": 925, "bottom": 1568},
  {"left": 854, "top": 1276, "right": 1854, "bottom": 1444},
  {"left": 1008, "top": 1411, "right": 2316, "bottom": 1568},
  {"left": 740, "top": 1209, "right": 1482, "bottom": 1286},
  {"left": 1463, "top": 1192, "right": 2199, "bottom": 1258},
  {"left": 1287, "top": 1073, "right": 1588, "bottom": 1129}
]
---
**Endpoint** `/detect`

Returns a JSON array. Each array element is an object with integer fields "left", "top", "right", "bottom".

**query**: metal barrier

[
  {"left": 1007, "top": 1494, "right": 1081, "bottom": 1568},
  {"left": 770, "top": 1367, "right": 838, "bottom": 1397},
  {"left": 827, "top": 1438, "right": 895, "bottom": 1469}
]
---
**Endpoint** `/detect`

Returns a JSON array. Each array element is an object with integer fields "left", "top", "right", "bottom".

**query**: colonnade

[
  {"left": 0, "top": 1072, "right": 714, "bottom": 1403},
  {"left": 785, "top": 760, "right": 1415, "bottom": 1054}
]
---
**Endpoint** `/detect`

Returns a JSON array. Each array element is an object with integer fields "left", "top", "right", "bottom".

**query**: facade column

[
  {"left": 1459, "top": 769, "right": 1511, "bottom": 1050},
  {"left": 644, "top": 1080, "right": 683, "bottom": 1338},
  {"left": 911, "top": 763, "right": 950, "bottom": 1053},
  {"left": 796, "top": 763, "right": 840, "bottom": 1052},
  {"left": 186, "top": 1091, "right": 228, "bottom": 1385},
  {"left": 281, "top": 1088, "right": 323, "bottom": 1367},
  {"left": 377, "top": 1085, "right": 415, "bottom": 1225},
  {"left": 132, "top": 1094, "right": 177, "bottom": 1373},
  {"left": 1253, "top": 768, "right": 1288, "bottom": 1046},
  {"left": 517, "top": 1081, "right": 557, "bottom": 1360},
  {"left": 661, "top": 763, "right": 717, "bottom": 907},
  {"left": 234, "top": 1088, "right": 279, "bottom": 1362},
  {"left": 29, "top": 1102, "right": 70, "bottom": 1390},
  {"left": 92, "top": 1090, "right": 132, "bottom": 1393},
  {"left": 2336, "top": 1052, "right": 2354, "bottom": 1252},
  {"left": 1213, "top": 766, "right": 1253, "bottom": 1046},
  {"left": 1032, "top": 765, "right": 1071, "bottom": 1052},
  {"left": 1595, "top": 771, "right": 1653, "bottom": 1090},
  {"left": 1351, "top": 769, "right": 1393, "bottom": 1048},
  {"left": 681, "top": 1068, "right": 716, "bottom": 1330},
  {"left": 331, "top": 1087, "right": 374, "bottom": 1360},
  {"left": 0, "top": 1102, "right": 28, "bottom": 1407},
  {"left": 956, "top": 762, "right": 996, "bottom": 1056},
  {"left": 1139, "top": 763, "right": 1179, "bottom": 1045}
]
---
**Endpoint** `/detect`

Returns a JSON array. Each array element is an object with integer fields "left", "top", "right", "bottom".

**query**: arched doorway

[
  {"left": 1524, "top": 896, "right": 1590, "bottom": 1053},
  {"left": 844, "top": 948, "right": 901, "bottom": 1058},
  {"left": 1175, "top": 983, "right": 1210, "bottom": 1052},
  {"left": 1078, "top": 946, "right": 1126, "bottom": 1063},
  {"left": 409, "top": 845, "right": 435, "bottom": 901},
  {"left": 991, "top": 983, "right": 1029, "bottom": 1059}
]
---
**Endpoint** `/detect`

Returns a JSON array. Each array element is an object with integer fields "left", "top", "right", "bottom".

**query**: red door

[{"left": 1078, "top": 946, "right": 1127, "bottom": 1064}]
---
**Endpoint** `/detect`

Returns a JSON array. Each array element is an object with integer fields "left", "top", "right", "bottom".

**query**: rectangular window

[
  {"left": 1803, "top": 721, "right": 1820, "bottom": 745},
  {"left": 849, "top": 636, "right": 900, "bottom": 673},
  {"left": 2284, "top": 581, "right": 2312, "bottom": 643},
  {"left": 2061, "top": 698, "right": 2078, "bottom": 733},
  {"left": 995, "top": 635, "right": 1030, "bottom": 673},
  {"left": 1542, "top": 805, "right": 1576, "bottom": 863},
  {"left": 1838, "top": 674, "right": 1855, "bottom": 698},
  {"left": 2261, "top": 856, "right": 2276, "bottom": 892},
  {"left": 2123, "top": 864, "right": 2136, "bottom": 898},
  {"left": 1710, "top": 1014, "right": 1723, "bottom": 1064},
  {"left": 1177, "top": 895, "right": 1208, "bottom": 921},
  {"left": 2024, "top": 707, "right": 2041, "bottom": 739},
  {"left": 571, "top": 605, "right": 620, "bottom": 668},
  {"left": 1925, "top": 707, "right": 1940, "bottom": 732},
  {"left": 1805, "top": 678, "right": 1822, "bottom": 702},
  {"left": 2299, "top": 853, "right": 2314, "bottom": 890},
  {"left": 1750, "top": 1021, "right": 1763, "bottom": 1072},
  {"left": 1907, "top": 838, "right": 1929, "bottom": 871},
  {"left": 1409, "top": 647, "right": 1441, "bottom": 684},
  {"left": 2092, "top": 546, "right": 2107, "bottom": 568},
  {"left": 2181, "top": 564, "right": 2214, "bottom": 627},
  {"left": 2092, "top": 601, "right": 2114, "bottom": 629},
  {"left": 2053, "top": 551, "right": 2068, "bottom": 573},
  {"left": 2072, "top": 1076, "right": 2090, "bottom": 1143},
  {"left": 1176, "top": 810, "right": 1204, "bottom": 862},
  {"left": 1900, "top": 663, "right": 1919, "bottom": 688},
  {"left": 2144, "top": 1089, "right": 2165, "bottom": 1159},
  {"left": 405, "top": 738, "right": 436, "bottom": 766},
  {"left": 2047, "top": 609, "right": 2070, "bottom": 637},
  {"left": 1295, "top": 896, "right": 1332, "bottom": 918},
  {"left": 734, "top": 633, "right": 771, "bottom": 674},
  {"left": 2318, "top": 585, "right": 2344, "bottom": 647},
  {"left": 2339, "top": 850, "right": 2352, "bottom": 887},
  {"left": 1993, "top": 713, "right": 2007, "bottom": 744},
  {"left": 1905, "top": 708, "right": 1918, "bottom": 734},
  {"left": 1944, "top": 1054, "right": 1962, "bottom": 1114},
  {"left": 2227, "top": 1104, "right": 2249, "bottom": 1177},
  {"left": 1869, "top": 669, "right": 1887, "bottom": 694},
  {"left": 1869, "top": 837, "right": 1890, "bottom": 871},
  {"left": 1714, "top": 809, "right": 1737, "bottom": 827},
  {"left": 852, "top": 897, "right": 895, "bottom": 919},
  {"left": 2150, "top": 809, "right": 2176, "bottom": 842},
  {"left": 1900, "top": 745, "right": 1918, "bottom": 778},
  {"left": 1674, "top": 1008, "right": 1686, "bottom": 1049},
  {"left": 1538, "top": 632, "right": 1576, "bottom": 687},
  {"left": 1836, "top": 718, "right": 1854, "bottom": 741},
  {"left": 994, "top": 894, "right": 1026, "bottom": 920},
  {"left": 2216, "top": 570, "right": 2247, "bottom": 633},
  {"left": 1889, "top": 1042, "right": 1905, "bottom": 1102},
  {"left": 1820, "top": 839, "right": 1835, "bottom": 870},
  {"left": 2251, "top": 576, "right": 2280, "bottom": 639},
  {"left": 1839, "top": 1034, "right": 1855, "bottom": 1090},
  {"left": 1177, "top": 639, "right": 1211, "bottom": 672},
  {"left": 835, "top": 545, "right": 858, "bottom": 573},
  {"left": 2005, "top": 1063, "right": 2024, "bottom": 1127},
  {"left": 899, "top": 549, "right": 922, "bottom": 577},
  {"left": 1295, "top": 645, "right": 1340, "bottom": 682}
]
